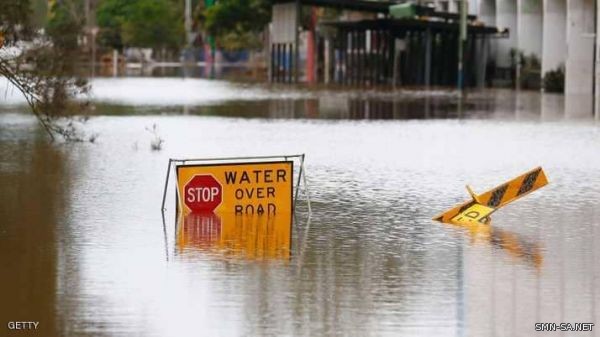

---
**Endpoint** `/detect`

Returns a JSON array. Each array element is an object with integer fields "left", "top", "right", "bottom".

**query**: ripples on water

[{"left": 0, "top": 77, "right": 599, "bottom": 337}]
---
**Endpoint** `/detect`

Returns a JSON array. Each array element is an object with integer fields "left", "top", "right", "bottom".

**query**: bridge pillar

[
  {"left": 565, "top": 0, "right": 594, "bottom": 118},
  {"left": 517, "top": 0, "right": 542, "bottom": 59},
  {"left": 596, "top": 0, "right": 600, "bottom": 119},
  {"left": 271, "top": 2, "right": 299, "bottom": 83},
  {"left": 495, "top": 0, "right": 517, "bottom": 74},
  {"left": 479, "top": 0, "right": 497, "bottom": 66},
  {"left": 542, "top": 0, "right": 566, "bottom": 78},
  {"left": 469, "top": 0, "right": 479, "bottom": 15},
  {"left": 479, "top": 0, "right": 497, "bottom": 26}
]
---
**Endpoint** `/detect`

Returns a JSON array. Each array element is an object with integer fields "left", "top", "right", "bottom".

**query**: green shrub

[{"left": 543, "top": 66, "right": 565, "bottom": 93}]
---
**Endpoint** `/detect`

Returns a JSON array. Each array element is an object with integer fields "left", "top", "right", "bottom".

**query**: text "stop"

[
  {"left": 187, "top": 187, "right": 220, "bottom": 202},
  {"left": 183, "top": 175, "right": 223, "bottom": 213}
]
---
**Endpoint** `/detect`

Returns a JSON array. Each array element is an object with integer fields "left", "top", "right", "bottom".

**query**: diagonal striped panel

[
  {"left": 433, "top": 167, "right": 549, "bottom": 223},
  {"left": 487, "top": 184, "right": 508, "bottom": 207},
  {"left": 517, "top": 169, "right": 541, "bottom": 196}
]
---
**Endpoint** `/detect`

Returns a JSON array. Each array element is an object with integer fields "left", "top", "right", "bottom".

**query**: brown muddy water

[{"left": 1, "top": 77, "right": 600, "bottom": 337}]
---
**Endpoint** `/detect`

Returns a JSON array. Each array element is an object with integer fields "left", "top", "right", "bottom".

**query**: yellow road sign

[
  {"left": 434, "top": 167, "right": 549, "bottom": 224},
  {"left": 450, "top": 203, "right": 495, "bottom": 225},
  {"left": 176, "top": 161, "right": 293, "bottom": 215}
]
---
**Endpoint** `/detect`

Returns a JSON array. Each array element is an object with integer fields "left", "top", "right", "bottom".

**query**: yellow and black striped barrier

[{"left": 433, "top": 167, "right": 549, "bottom": 225}]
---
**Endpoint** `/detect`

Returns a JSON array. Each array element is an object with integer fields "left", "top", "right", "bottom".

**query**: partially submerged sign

[
  {"left": 450, "top": 203, "right": 495, "bottom": 226},
  {"left": 160, "top": 155, "right": 308, "bottom": 259},
  {"left": 177, "top": 161, "right": 293, "bottom": 215},
  {"left": 434, "top": 167, "right": 549, "bottom": 225}
]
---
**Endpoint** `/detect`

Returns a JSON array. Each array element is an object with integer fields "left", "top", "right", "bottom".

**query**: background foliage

[
  {"left": 96, "top": 0, "right": 184, "bottom": 51},
  {"left": 201, "top": 0, "right": 271, "bottom": 50},
  {"left": 1, "top": 0, "right": 90, "bottom": 141}
]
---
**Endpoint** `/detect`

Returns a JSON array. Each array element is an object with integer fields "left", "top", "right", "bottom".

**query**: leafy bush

[
  {"left": 96, "top": 0, "right": 184, "bottom": 51},
  {"left": 543, "top": 66, "right": 565, "bottom": 93},
  {"left": 201, "top": 0, "right": 271, "bottom": 51}
]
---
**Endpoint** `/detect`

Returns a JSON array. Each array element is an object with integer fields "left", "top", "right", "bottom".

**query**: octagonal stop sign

[{"left": 184, "top": 175, "right": 223, "bottom": 213}]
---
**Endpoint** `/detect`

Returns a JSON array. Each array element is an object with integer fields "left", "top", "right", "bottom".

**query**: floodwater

[{"left": 1, "top": 77, "right": 600, "bottom": 337}]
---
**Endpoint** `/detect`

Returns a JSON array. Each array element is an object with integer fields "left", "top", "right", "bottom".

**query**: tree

[
  {"left": 96, "top": 0, "right": 131, "bottom": 50},
  {"left": 46, "top": 0, "right": 84, "bottom": 50},
  {"left": 0, "top": 0, "right": 34, "bottom": 42},
  {"left": 1, "top": 0, "right": 90, "bottom": 141},
  {"left": 95, "top": 0, "right": 129, "bottom": 50},
  {"left": 96, "top": 0, "right": 184, "bottom": 51},
  {"left": 201, "top": 0, "right": 271, "bottom": 50}
]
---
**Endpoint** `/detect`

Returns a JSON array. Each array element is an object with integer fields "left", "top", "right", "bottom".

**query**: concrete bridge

[
  {"left": 463, "top": 0, "right": 596, "bottom": 117},
  {"left": 270, "top": 0, "right": 600, "bottom": 118}
]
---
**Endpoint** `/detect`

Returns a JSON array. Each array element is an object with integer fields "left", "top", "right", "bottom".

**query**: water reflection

[
  {"left": 0, "top": 126, "right": 66, "bottom": 337},
  {"left": 461, "top": 210, "right": 600, "bottom": 337},
  {"left": 2, "top": 77, "right": 600, "bottom": 336},
  {"left": 443, "top": 221, "right": 543, "bottom": 270},
  {"left": 176, "top": 212, "right": 291, "bottom": 260},
  {"left": 87, "top": 87, "right": 595, "bottom": 120},
  {"left": 90, "top": 62, "right": 260, "bottom": 81},
  {"left": 2, "top": 75, "right": 598, "bottom": 120}
]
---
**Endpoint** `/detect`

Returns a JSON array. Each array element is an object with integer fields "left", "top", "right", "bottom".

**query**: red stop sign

[{"left": 184, "top": 175, "right": 222, "bottom": 213}]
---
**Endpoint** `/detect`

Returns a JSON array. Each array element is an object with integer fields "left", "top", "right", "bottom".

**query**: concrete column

[
  {"left": 596, "top": 0, "right": 600, "bottom": 119},
  {"left": 306, "top": 30, "right": 316, "bottom": 84},
  {"left": 542, "top": 0, "right": 566, "bottom": 76},
  {"left": 425, "top": 29, "right": 432, "bottom": 86},
  {"left": 496, "top": 0, "right": 518, "bottom": 68},
  {"left": 469, "top": 0, "right": 479, "bottom": 14},
  {"left": 565, "top": 0, "right": 594, "bottom": 118},
  {"left": 517, "top": 0, "right": 543, "bottom": 58},
  {"left": 479, "top": 0, "right": 497, "bottom": 65},
  {"left": 479, "top": 0, "right": 497, "bottom": 25},
  {"left": 450, "top": 0, "right": 459, "bottom": 13},
  {"left": 477, "top": 37, "right": 489, "bottom": 87},
  {"left": 324, "top": 38, "right": 331, "bottom": 84}
]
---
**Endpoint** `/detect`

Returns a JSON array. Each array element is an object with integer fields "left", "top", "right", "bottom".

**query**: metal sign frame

[{"left": 161, "top": 154, "right": 311, "bottom": 217}]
